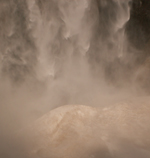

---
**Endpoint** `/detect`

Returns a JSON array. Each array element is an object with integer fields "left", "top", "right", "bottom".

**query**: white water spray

[{"left": 1, "top": 0, "right": 150, "bottom": 158}]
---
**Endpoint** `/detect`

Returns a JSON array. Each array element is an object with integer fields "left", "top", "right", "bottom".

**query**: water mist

[{"left": 0, "top": 0, "right": 150, "bottom": 158}]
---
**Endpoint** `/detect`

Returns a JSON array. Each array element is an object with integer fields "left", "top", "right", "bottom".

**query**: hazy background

[{"left": 0, "top": 0, "right": 150, "bottom": 157}]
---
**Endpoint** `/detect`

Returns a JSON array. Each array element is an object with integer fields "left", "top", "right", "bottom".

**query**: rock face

[
  {"left": 24, "top": 105, "right": 111, "bottom": 158},
  {"left": 22, "top": 102, "right": 150, "bottom": 158}
]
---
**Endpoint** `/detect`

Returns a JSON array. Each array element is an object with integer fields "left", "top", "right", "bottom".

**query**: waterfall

[{"left": 1, "top": 0, "right": 150, "bottom": 158}]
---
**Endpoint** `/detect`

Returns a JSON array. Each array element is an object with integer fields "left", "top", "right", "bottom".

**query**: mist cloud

[{"left": 0, "top": 0, "right": 150, "bottom": 157}]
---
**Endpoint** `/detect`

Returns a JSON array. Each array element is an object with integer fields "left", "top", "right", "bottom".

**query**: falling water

[{"left": 0, "top": 0, "right": 150, "bottom": 157}]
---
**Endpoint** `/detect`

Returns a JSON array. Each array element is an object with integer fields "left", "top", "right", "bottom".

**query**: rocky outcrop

[{"left": 21, "top": 102, "right": 150, "bottom": 158}]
